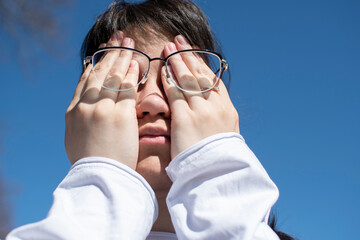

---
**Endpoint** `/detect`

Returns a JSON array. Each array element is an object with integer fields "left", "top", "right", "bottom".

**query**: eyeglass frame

[{"left": 83, "top": 47, "right": 228, "bottom": 93}]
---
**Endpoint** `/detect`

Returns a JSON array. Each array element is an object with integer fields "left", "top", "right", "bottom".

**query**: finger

[
  {"left": 161, "top": 65, "right": 188, "bottom": 111},
  {"left": 100, "top": 37, "right": 135, "bottom": 97},
  {"left": 164, "top": 42, "right": 203, "bottom": 101},
  {"left": 114, "top": 37, "right": 135, "bottom": 81},
  {"left": 67, "top": 64, "right": 92, "bottom": 111},
  {"left": 174, "top": 35, "right": 213, "bottom": 76},
  {"left": 116, "top": 60, "right": 139, "bottom": 105},
  {"left": 87, "top": 32, "right": 124, "bottom": 93},
  {"left": 69, "top": 41, "right": 108, "bottom": 108},
  {"left": 174, "top": 35, "right": 217, "bottom": 92}
]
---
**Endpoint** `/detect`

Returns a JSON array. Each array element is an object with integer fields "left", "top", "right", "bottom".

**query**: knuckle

[
  {"left": 120, "top": 81, "right": 137, "bottom": 90},
  {"left": 79, "top": 72, "right": 88, "bottom": 83},
  {"left": 192, "top": 107, "right": 209, "bottom": 121},
  {"left": 64, "top": 109, "right": 73, "bottom": 122},
  {"left": 180, "top": 73, "right": 194, "bottom": 81},
  {"left": 201, "top": 108, "right": 213, "bottom": 119},
  {"left": 92, "top": 100, "right": 115, "bottom": 121},
  {"left": 76, "top": 103, "right": 90, "bottom": 116},
  {"left": 92, "top": 107, "right": 108, "bottom": 121},
  {"left": 65, "top": 103, "right": 89, "bottom": 123},
  {"left": 177, "top": 74, "right": 196, "bottom": 88},
  {"left": 93, "top": 105, "right": 107, "bottom": 118},
  {"left": 93, "top": 61, "right": 110, "bottom": 73},
  {"left": 108, "top": 69, "right": 125, "bottom": 82},
  {"left": 195, "top": 64, "right": 207, "bottom": 76},
  {"left": 127, "top": 65, "right": 138, "bottom": 76}
]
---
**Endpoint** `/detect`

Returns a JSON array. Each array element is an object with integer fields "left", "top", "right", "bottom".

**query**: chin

[{"left": 136, "top": 144, "right": 172, "bottom": 193}]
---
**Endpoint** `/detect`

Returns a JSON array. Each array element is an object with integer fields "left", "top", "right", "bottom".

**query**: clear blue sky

[{"left": 1, "top": 0, "right": 359, "bottom": 239}]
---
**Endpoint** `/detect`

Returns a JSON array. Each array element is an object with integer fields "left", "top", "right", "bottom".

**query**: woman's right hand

[{"left": 65, "top": 31, "right": 140, "bottom": 169}]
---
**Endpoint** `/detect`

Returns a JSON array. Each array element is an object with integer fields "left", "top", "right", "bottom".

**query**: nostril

[
  {"left": 136, "top": 92, "right": 170, "bottom": 118},
  {"left": 137, "top": 111, "right": 149, "bottom": 119}
]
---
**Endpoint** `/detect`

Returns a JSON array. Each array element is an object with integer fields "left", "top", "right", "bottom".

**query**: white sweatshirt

[{"left": 7, "top": 133, "right": 279, "bottom": 240}]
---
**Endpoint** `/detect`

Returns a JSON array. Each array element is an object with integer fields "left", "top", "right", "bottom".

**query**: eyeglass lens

[
  {"left": 92, "top": 49, "right": 149, "bottom": 91},
  {"left": 166, "top": 51, "right": 221, "bottom": 93},
  {"left": 92, "top": 49, "right": 222, "bottom": 92}
]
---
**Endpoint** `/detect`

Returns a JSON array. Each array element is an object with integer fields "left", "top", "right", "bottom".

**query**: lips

[{"left": 139, "top": 126, "right": 170, "bottom": 144}]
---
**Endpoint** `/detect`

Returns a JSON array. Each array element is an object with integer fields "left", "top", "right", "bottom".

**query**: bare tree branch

[
  {"left": 0, "top": 0, "right": 73, "bottom": 70},
  {"left": 0, "top": 0, "right": 74, "bottom": 236}
]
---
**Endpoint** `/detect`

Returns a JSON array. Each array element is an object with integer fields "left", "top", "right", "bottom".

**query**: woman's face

[{"left": 131, "top": 34, "right": 173, "bottom": 194}]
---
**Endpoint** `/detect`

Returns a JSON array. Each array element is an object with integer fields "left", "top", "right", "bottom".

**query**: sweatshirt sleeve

[
  {"left": 6, "top": 157, "right": 158, "bottom": 240},
  {"left": 166, "top": 132, "right": 280, "bottom": 240}
]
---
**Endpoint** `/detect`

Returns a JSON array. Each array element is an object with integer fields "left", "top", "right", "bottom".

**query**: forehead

[{"left": 124, "top": 28, "right": 172, "bottom": 58}]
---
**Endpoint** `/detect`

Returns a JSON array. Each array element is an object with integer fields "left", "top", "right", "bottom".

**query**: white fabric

[
  {"left": 166, "top": 133, "right": 279, "bottom": 240},
  {"left": 7, "top": 158, "right": 158, "bottom": 240},
  {"left": 7, "top": 133, "right": 279, "bottom": 240},
  {"left": 146, "top": 231, "right": 177, "bottom": 240}
]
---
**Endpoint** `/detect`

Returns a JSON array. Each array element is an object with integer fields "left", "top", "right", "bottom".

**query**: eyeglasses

[{"left": 83, "top": 47, "right": 228, "bottom": 93}]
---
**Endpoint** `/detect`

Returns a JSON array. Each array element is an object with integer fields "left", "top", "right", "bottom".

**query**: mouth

[{"left": 139, "top": 126, "right": 170, "bottom": 145}]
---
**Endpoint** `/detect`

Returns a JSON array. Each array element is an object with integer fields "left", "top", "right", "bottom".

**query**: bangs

[{"left": 81, "top": 0, "right": 216, "bottom": 60}]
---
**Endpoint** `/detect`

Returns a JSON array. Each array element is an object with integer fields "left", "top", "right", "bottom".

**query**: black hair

[{"left": 81, "top": 0, "right": 221, "bottom": 61}]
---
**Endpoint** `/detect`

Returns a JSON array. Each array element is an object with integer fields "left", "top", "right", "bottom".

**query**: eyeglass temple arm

[{"left": 218, "top": 59, "right": 228, "bottom": 79}]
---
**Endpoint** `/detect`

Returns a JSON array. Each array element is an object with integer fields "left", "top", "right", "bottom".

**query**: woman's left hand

[{"left": 162, "top": 35, "right": 240, "bottom": 159}]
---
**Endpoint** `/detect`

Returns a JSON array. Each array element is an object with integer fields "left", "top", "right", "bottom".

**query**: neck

[{"left": 151, "top": 191, "right": 175, "bottom": 233}]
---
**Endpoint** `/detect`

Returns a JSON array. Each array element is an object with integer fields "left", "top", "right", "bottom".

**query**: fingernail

[
  {"left": 110, "top": 33, "right": 117, "bottom": 41},
  {"left": 116, "top": 31, "right": 124, "bottom": 41},
  {"left": 123, "top": 37, "right": 131, "bottom": 47},
  {"left": 176, "top": 35, "right": 187, "bottom": 45},
  {"left": 130, "top": 60, "right": 137, "bottom": 69},
  {"left": 168, "top": 43, "right": 177, "bottom": 52}
]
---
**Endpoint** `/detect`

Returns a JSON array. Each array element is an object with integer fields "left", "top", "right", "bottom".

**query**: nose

[{"left": 136, "top": 66, "right": 170, "bottom": 119}]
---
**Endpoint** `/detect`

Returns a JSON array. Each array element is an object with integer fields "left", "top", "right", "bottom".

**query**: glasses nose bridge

[
  {"left": 141, "top": 57, "right": 167, "bottom": 84},
  {"left": 149, "top": 57, "right": 166, "bottom": 64}
]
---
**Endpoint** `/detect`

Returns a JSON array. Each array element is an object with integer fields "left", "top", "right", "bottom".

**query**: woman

[{"left": 7, "top": 0, "right": 294, "bottom": 239}]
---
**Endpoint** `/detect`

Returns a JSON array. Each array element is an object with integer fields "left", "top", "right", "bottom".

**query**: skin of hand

[
  {"left": 162, "top": 35, "right": 240, "bottom": 159},
  {"left": 65, "top": 31, "right": 140, "bottom": 169}
]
